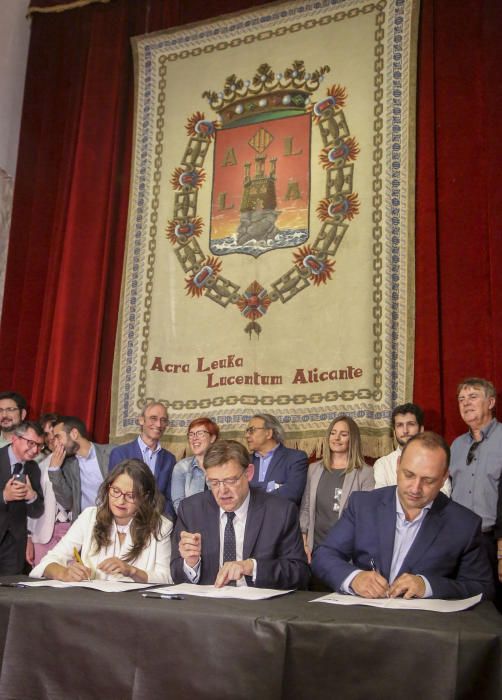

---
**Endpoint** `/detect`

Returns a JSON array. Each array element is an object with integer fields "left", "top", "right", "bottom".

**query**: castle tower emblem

[{"left": 206, "top": 62, "right": 328, "bottom": 258}]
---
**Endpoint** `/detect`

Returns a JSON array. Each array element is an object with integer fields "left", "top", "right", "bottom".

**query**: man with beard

[
  {"left": 0, "top": 392, "right": 27, "bottom": 447},
  {"left": 26, "top": 413, "right": 73, "bottom": 566},
  {"left": 374, "top": 403, "right": 451, "bottom": 496},
  {"left": 48, "top": 417, "right": 112, "bottom": 519}
]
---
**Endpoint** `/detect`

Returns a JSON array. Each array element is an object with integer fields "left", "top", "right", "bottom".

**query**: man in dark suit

[
  {"left": 108, "top": 402, "right": 176, "bottom": 518},
  {"left": 312, "top": 431, "right": 494, "bottom": 600},
  {"left": 171, "top": 440, "right": 309, "bottom": 589},
  {"left": 0, "top": 421, "right": 44, "bottom": 574},
  {"left": 246, "top": 413, "right": 308, "bottom": 505}
]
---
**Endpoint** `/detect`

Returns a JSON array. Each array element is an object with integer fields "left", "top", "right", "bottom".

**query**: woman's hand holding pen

[{"left": 61, "top": 562, "right": 92, "bottom": 582}]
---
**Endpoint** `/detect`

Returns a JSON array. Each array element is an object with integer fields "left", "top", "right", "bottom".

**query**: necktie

[
  {"left": 12, "top": 462, "right": 24, "bottom": 475},
  {"left": 223, "top": 512, "right": 236, "bottom": 563}
]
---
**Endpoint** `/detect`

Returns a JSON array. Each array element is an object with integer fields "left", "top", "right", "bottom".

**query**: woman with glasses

[
  {"left": 171, "top": 417, "right": 219, "bottom": 513},
  {"left": 30, "top": 459, "right": 172, "bottom": 583},
  {"left": 300, "top": 416, "right": 374, "bottom": 565}
]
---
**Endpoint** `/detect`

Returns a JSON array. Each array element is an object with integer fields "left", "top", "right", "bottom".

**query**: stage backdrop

[{"left": 111, "top": 0, "right": 419, "bottom": 457}]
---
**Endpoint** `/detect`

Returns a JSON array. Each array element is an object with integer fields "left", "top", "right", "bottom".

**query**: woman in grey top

[{"left": 300, "top": 415, "right": 374, "bottom": 563}]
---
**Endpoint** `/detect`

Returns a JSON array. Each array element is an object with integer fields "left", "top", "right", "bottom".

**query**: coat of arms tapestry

[{"left": 111, "top": 0, "right": 419, "bottom": 457}]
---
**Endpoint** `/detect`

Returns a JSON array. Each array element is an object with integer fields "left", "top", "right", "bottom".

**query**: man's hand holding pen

[
  {"left": 351, "top": 562, "right": 426, "bottom": 599},
  {"left": 388, "top": 573, "right": 426, "bottom": 599},
  {"left": 351, "top": 570, "right": 390, "bottom": 598}
]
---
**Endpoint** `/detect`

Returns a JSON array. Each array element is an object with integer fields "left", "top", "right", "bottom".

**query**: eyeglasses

[
  {"left": 245, "top": 426, "right": 266, "bottom": 435},
  {"left": 188, "top": 430, "right": 209, "bottom": 439},
  {"left": 145, "top": 416, "right": 169, "bottom": 425},
  {"left": 466, "top": 439, "right": 483, "bottom": 466},
  {"left": 0, "top": 407, "right": 20, "bottom": 415},
  {"left": 109, "top": 485, "right": 136, "bottom": 503},
  {"left": 15, "top": 434, "right": 44, "bottom": 451},
  {"left": 206, "top": 471, "right": 246, "bottom": 490}
]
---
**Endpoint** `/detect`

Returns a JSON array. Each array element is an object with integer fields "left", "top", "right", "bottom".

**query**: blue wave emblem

[{"left": 210, "top": 228, "right": 309, "bottom": 258}]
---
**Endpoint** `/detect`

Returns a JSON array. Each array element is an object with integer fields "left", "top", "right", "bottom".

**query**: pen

[
  {"left": 73, "top": 547, "right": 92, "bottom": 582},
  {"left": 142, "top": 592, "right": 185, "bottom": 600},
  {"left": 370, "top": 557, "right": 379, "bottom": 573}
]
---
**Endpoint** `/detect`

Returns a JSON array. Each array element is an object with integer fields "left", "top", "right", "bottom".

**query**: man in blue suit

[
  {"left": 312, "top": 432, "right": 494, "bottom": 600},
  {"left": 108, "top": 402, "right": 176, "bottom": 519},
  {"left": 171, "top": 440, "right": 309, "bottom": 589},
  {"left": 246, "top": 413, "right": 308, "bottom": 505}
]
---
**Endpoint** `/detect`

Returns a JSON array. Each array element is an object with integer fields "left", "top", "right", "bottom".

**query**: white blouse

[{"left": 30, "top": 506, "right": 173, "bottom": 584}]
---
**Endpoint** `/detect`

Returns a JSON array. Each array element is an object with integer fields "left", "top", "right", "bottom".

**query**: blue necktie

[{"left": 223, "top": 512, "right": 237, "bottom": 586}]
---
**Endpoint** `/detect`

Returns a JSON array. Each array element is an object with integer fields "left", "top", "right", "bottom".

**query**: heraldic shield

[{"left": 210, "top": 113, "right": 311, "bottom": 258}]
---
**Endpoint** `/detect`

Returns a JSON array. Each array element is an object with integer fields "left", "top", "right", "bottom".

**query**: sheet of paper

[
  {"left": 310, "top": 592, "right": 482, "bottom": 613},
  {"left": 149, "top": 583, "right": 293, "bottom": 600},
  {"left": 21, "top": 579, "right": 152, "bottom": 593}
]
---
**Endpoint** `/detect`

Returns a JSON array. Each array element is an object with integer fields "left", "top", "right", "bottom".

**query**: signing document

[
  {"left": 311, "top": 592, "right": 482, "bottom": 613},
  {"left": 149, "top": 583, "right": 293, "bottom": 600}
]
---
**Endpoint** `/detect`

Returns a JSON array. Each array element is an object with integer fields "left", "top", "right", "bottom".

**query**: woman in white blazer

[
  {"left": 31, "top": 459, "right": 172, "bottom": 584},
  {"left": 300, "top": 416, "right": 374, "bottom": 563}
]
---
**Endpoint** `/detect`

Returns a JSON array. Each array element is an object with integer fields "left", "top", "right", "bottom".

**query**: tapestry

[
  {"left": 0, "top": 168, "right": 13, "bottom": 318},
  {"left": 111, "top": 0, "right": 419, "bottom": 457}
]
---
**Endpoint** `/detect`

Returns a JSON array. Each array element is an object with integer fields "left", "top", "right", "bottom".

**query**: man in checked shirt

[{"left": 450, "top": 378, "right": 502, "bottom": 610}]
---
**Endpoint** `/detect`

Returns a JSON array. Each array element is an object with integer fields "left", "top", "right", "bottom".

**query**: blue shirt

[
  {"left": 78, "top": 444, "right": 104, "bottom": 511},
  {"left": 256, "top": 444, "right": 279, "bottom": 485},
  {"left": 389, "top": 494, "right": 432, "bottom": 595},
  {"left": 171, "top": 456, "right": 206, "bottom": 513},
  {"left": 137, "top": 435, "right": 161, "bottom": 475},
  {"left": 450, "top": 419, "right": 502, "bottom": 530}
]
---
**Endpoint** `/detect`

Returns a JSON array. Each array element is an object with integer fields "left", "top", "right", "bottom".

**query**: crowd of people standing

[{"left": 0, "top": 377, "right": 499, "bottom": 609}]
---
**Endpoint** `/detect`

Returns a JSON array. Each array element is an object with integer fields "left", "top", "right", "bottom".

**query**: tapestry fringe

[
  {"left": 286, "top": 435, "right": 394, "bottom": 462},
  {"left": 28, "top": 0, "right": 111, "bottom": 16},
  {"left": 285, "top": 437, "right": 324, "bottom": 461},
  {"left": 109, "top": 432, "right": 394, "bottom": 464}
]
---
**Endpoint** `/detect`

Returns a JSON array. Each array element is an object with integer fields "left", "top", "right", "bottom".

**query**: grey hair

[
  {"left": 251, "top": 413, "right": 285, "bottom": 444},
  {"left": 140, "top": 401, "right": 168, "bottom": 418},
  {"left": 456, "top": 378, "right": 496, "bottom": 401},
  {"left": 14, "top": 421, "right": 44, "bottom": 439}
]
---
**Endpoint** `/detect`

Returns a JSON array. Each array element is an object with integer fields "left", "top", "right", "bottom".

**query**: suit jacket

[
  {"left": 0, "top": 445, "right": 44, "bottom": 544},
  {"left": 108, "top": 438, "right": 176, "bottom": 519},
  {"left": 171, "top": 487, "right": 310, "bottom": 590},
  {"left": 48, "top": 443, "right": 112, "bottom": 519},
  {"left": 311, "top": 486, "right": 495, "bottom": 600},
  {"left": 300, "top": 460, "right": 375, "bottom": 551},
  {"left": 250, "top": 443, "right": 308, "bottom": 505}
]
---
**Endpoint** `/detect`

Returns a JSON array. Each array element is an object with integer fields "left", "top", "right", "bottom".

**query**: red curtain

[
  {"left": 1, "top": 0, "right": 501, "bottom": 443},
  {"left": 414, "top": 0, "right": 502, "bottom": 438}
]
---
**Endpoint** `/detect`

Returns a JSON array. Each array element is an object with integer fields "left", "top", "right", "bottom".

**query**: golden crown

[{"left": 202, "top": 61, "right": 330, "bottom": 127}]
